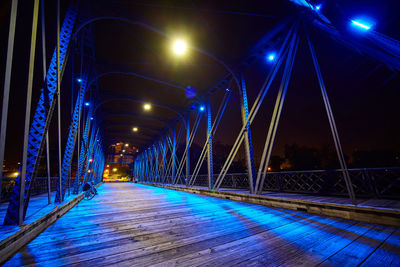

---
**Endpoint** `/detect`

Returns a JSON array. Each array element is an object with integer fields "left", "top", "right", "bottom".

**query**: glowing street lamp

[
  {"left": 143, "top": 103, "right": 151, "bottom": 111},
  {"left": 133, "top": 127, "right": 138, "bottom": 132},
  {"left": 173, "top": 40, "right": 187, "bottom": 55},
  {"left": 125, "top": 143, "right": 129, "bottom": 147}
]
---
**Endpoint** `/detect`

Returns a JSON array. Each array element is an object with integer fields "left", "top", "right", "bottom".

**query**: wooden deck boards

[{"left": 3, "top": 183, "right": 400, "bottom": 266}]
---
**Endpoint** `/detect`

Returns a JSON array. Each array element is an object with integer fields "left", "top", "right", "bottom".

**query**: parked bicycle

[{"left": 82, "top": 181, "right": 97, "bottom": 200}]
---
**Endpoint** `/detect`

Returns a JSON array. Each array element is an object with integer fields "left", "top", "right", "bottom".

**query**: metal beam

[
  {"left": 0, "top": 0, "right": 18, "bottom": 199},
  {"left": 207, "top": 100, "right": 213, "bottom": 190},
  {"left": 307, "top": 34, "right": 356, "bottom": 204},
  {"left": 240, "top": 74, "right": 257, "bottom": 194}
]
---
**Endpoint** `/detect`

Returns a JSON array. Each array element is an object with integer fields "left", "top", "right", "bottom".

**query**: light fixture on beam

[
  {"left": 173, "top": 40, "right": 187, "bottom": 55},
  {"left": 143, "top": 103, "right": 151, "bottom": 111}
]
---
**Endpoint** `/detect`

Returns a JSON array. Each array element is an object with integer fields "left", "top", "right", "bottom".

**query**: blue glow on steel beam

[
  {"left": 351, "top": 20, "right": 372, "bottom": 30},
  {"left": 4, "top": 5, "right": 78, "bottom": 225}
]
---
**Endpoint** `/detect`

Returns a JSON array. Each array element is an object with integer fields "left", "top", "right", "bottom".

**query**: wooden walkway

[{"left": 3, "top": 183, "right": 400, "bottom": 266}]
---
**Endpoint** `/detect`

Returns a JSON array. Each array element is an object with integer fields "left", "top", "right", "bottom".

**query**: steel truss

[
  {"left": 135, "top": 20, "right": 362, "bottom": 204},
  {"left": 4, "top": 3, "right": 106, "bottom": 225},
  {"left": 4, "top": 5, "right": 78, "bottom": 224}
]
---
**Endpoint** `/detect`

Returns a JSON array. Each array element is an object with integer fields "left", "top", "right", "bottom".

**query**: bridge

[{"left": 0, "top": 0, "right": 399, "bottom": 266}]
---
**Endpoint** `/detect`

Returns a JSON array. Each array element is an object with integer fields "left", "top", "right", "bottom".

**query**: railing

[
  {"left": 148, "top": 167, "right": 400, "bottom": 199},
  {"left": 0, "top": 177, "right": 73, "bottom": 203}
]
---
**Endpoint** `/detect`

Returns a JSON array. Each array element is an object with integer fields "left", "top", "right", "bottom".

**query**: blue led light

[
  {"left": 267, "top": 53, "right": 276, "bottom": 62},
  {"left": 85, "top": 102, "right": 90, "bottom": 106},
  {"left": 90, "top": 117, "right": 94, "bottom": 120},
  {"left": 199, "top": 106, "right": 205, "bottom": 112},
  {"left": 315, "top": 5, "right": 321, "bottom": 10},
  {"left": 77, "top": 78, "right": 82, "bottom": 83},
  {"left": 351, "top": 20, "right": 372, "bottom": 30}
]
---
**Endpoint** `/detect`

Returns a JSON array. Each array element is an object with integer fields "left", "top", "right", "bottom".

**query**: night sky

[{"left": 0, "top": 0, "right": 399, "bottom": 171}]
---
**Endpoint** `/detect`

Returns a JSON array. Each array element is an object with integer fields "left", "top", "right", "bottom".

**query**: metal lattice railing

[
  {"left": 1, "top": 177, "right": 61, "bottom": 203},
  {"left": 261, "top": 167, "right": 400, "bottom": 198},
  {"left": 145, "top": 167, "right": 400, "bottom": 199}
]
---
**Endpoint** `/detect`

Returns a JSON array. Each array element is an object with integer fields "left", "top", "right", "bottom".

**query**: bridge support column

[
  {"left": 145, "top": 149, "right": 150, "bottom": 182},
  {"left": 139, "top": 156, "right": 143, "bottom": 182},
  {"left": 256, "top": 34, "right": 298, "bottom": 194},
  {"left": 186, "top": 116, "right": 190, "bottom": 187},
  {"left": 171, "top": 128, "right": 176, "bottom": 184},
  {"left": 0, "top": 0, "right": 18, "bottom": 200},
  {"left": 161, "top": 138, "right": 167, "bottom": 183},
  {"left": 74, "top": 110, "right": 92, "bottom": 193},
  {"left": 240, "top": 74, "right": 257, "bottom": 194},
  {"left": 207, "top": 101, "right": 213, "bottom": 190},
  {"left": 307, "top": 36, "right": 356, "bottom": 204},
  {"left": 55, "top": 74, "right": 87, "bottom": 202},
  {"left": 154, "top": 144, "right": 159, "bottom": 183}
]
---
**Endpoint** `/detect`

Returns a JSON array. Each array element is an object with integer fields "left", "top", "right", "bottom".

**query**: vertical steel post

[
  {"left": 155, "top": 142, "right": 160, "bottom": 181},
  {"left": 40, "top": 0, "right": 51, "bottom": 204},
  {"left": 207, "top": 101, "right": 213, "bottom": 189},
  {"left": 256, "top": 33, "right": 298, "bottom": 193},
  {"left": 186, "top": 117, "right": 190, "bottom": 186},
  {"left": 56, "top": 0, "right": 63, "bottom": 203},
  {"left": 162, "top": 137, "right": 167, "bottom": 183},
  {"left": 240, "top": 74, "right": 257, "bottom": 194},
  {"left": 19, "top": 0, "right": 39, "bottom": 224},
  {"left": 154, "top": 145, "right": 158, "bottom": 183},
  {"left": 144, "top": 150, "right": 149, "bottom": 182},
  {"left": 171, "top": 129, "right": 176, "bottom": 184},
  {"left": 307, "top": 36, "right": 356, "bottom": 204},
  {"left": 150, "top": 147, "right": 154, "bottom": 183},
  {"left": 4, "top": 5, "right": 78, "bottom": 224},
  {"left": 141, "top": 155, "right": 144, "bottom": 182},
  {"left": 0, "top": 0, "right": 18, "bottom": 201},
  {"left": 136, "top": 158, "right": 139, "bottom": 181},
  {"left": 147, "top": 149, "right": 151, "bottom": 182}
]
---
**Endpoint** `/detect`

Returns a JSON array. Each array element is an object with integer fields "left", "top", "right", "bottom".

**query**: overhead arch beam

[
  {"left": 87, "top": 70, "right": 187, "bottom": 93},
  {"left": 101, "top": 122, "right": 160, "bottom": 133},
  {"left": 100, "top": 112, "right": 170, "bottom": 124},
  {"left": 73, "top": 16, "right": 241, "bottom": 90},
  {"left": 103, "top": 128, "right": 154, "bottom": 138},
  {"left": 94, "top": 97, "right": 185, "bottom": 120}
]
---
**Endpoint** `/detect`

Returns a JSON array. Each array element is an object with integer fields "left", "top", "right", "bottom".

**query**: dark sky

[{"left": 0, "top": 0, "right": 399, "bottom": 170}]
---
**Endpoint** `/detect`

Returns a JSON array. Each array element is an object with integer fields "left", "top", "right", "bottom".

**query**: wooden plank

[
  {"left": 12, "top": 203, "right": 299, "bottom": 265},
  {"left": 360, "top": 229, "right": 400, "bottom": 266},
  {"left": 145, "top": 183, "right": 400, "bottom": 226},
  {"left": 150, "top": 211, "right": 348, "bottom": 267},
  {"left": 318, "top": 225, "right": 395, "bottom": 266},
  {"left": 3, "top": 183, "right": 399, "bottom": 267},
  {"left": 202, "top": 216, "right": 364, "bottom": 266}
]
